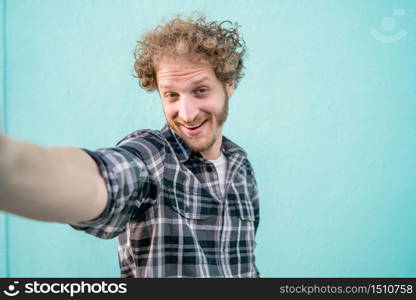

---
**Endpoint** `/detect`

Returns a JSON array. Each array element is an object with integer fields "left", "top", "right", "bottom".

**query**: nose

[{"left": 178, "top": 96, "right": 199, "bottom": 123}]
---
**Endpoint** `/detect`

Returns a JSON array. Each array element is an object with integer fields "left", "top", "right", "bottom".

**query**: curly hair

[{"left": 134, "top": 14, "right": 246, "bottom": 92}]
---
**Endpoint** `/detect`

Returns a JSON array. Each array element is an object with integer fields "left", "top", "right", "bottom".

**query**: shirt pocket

[
  {"left": 236, "top": 194, "right": 256, "bottom": 222},
  {"left": 231, "top": 171, "right": 256, "bottom": 222},
  {"left": 163, "top": 170, "right": 215, "bottom": 220}
]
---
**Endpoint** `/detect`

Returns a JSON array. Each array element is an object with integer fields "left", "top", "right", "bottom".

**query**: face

[{"left": 156, "top": 56, "right": 234, "bottom": 160}]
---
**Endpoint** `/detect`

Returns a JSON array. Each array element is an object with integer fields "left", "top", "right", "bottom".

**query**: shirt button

[{"left": 206, "top": 165, "right": 213, "bottom": 172}]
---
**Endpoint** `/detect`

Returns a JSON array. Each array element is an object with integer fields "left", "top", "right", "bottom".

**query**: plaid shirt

[{"left": 71, "top": 125, "right": 260, "bottom": 277}]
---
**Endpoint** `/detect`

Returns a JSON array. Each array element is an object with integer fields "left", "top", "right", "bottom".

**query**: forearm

[{"left": 0, "top": 134, "right": 108, "bottom": 223}]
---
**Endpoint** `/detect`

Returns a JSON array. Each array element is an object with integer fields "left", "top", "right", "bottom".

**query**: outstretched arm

[{"left": 0, "top": 133, "right": 108, "bottom": 224}]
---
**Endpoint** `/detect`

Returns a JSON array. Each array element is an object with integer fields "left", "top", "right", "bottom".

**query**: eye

[
  {"left": 195, "top": 87, "right": 209, "bottom": 95},
  {"left": 164, "top": 92, "right": 179, "bottom": 100}
]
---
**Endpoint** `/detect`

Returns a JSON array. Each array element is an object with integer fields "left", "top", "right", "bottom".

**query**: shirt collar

[{"left": 160, "top": 124, "right": 247, "bottom": 163}]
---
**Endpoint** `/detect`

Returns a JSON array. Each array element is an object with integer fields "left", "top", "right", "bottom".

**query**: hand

[
  {"left": 0, "top": 133, "right": 16, "bottom": 188},
  {"left": 0, "top": 133, "right": 10, "bottom": 184}
]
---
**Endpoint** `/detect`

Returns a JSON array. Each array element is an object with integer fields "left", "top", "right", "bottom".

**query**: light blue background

[{"left": 1, "top": 0, "right": 415, "bottom": 277}]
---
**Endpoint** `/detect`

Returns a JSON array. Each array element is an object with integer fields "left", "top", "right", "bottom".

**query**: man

[{"left": 0, "top": 15, "right": 260, "bottom": 277}]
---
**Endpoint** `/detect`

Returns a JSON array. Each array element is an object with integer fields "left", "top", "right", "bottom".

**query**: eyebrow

[{"left": 159, "top": 77, "right": 210, "bottom": 90}]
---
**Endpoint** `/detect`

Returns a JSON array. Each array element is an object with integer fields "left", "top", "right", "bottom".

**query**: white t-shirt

[{"left": 209, "top": 152, "right": 228, "bottom": 197}]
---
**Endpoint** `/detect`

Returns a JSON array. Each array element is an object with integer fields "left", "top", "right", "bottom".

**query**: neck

[{"left": 200, "top": 135, "right": 222, "bottom": 160}]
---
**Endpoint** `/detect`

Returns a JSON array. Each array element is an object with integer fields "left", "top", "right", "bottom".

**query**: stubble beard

[{"left": 170, "top": 96, "right": 229, "bottom": 154}]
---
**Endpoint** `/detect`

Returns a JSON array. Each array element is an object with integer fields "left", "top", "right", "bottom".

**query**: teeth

[{"left": 184, "top": 121, "right": 204, "bottom": 129}]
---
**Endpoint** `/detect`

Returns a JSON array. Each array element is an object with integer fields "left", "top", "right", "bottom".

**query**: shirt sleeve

[
  {"left": 246, "top": 160, "right": 260, "bottom": 235},
  {"left": 70, "top": 145, "right": 150, "bottom": 239},
  {"left": 246, "top": 159, "right": 260, "bottom": 277}
]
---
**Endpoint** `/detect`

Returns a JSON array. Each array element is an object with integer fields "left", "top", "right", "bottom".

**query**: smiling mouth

[
  {"left": 178, "top": 119, "right": 208, "bottom": 136},
  {"left": 183, "top": 120, "right": 207, "bottom": 130}
]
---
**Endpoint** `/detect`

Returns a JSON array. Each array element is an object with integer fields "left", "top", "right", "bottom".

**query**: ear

[{"left": 225, "top": 81, "right": 235, "bottom": 98}]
